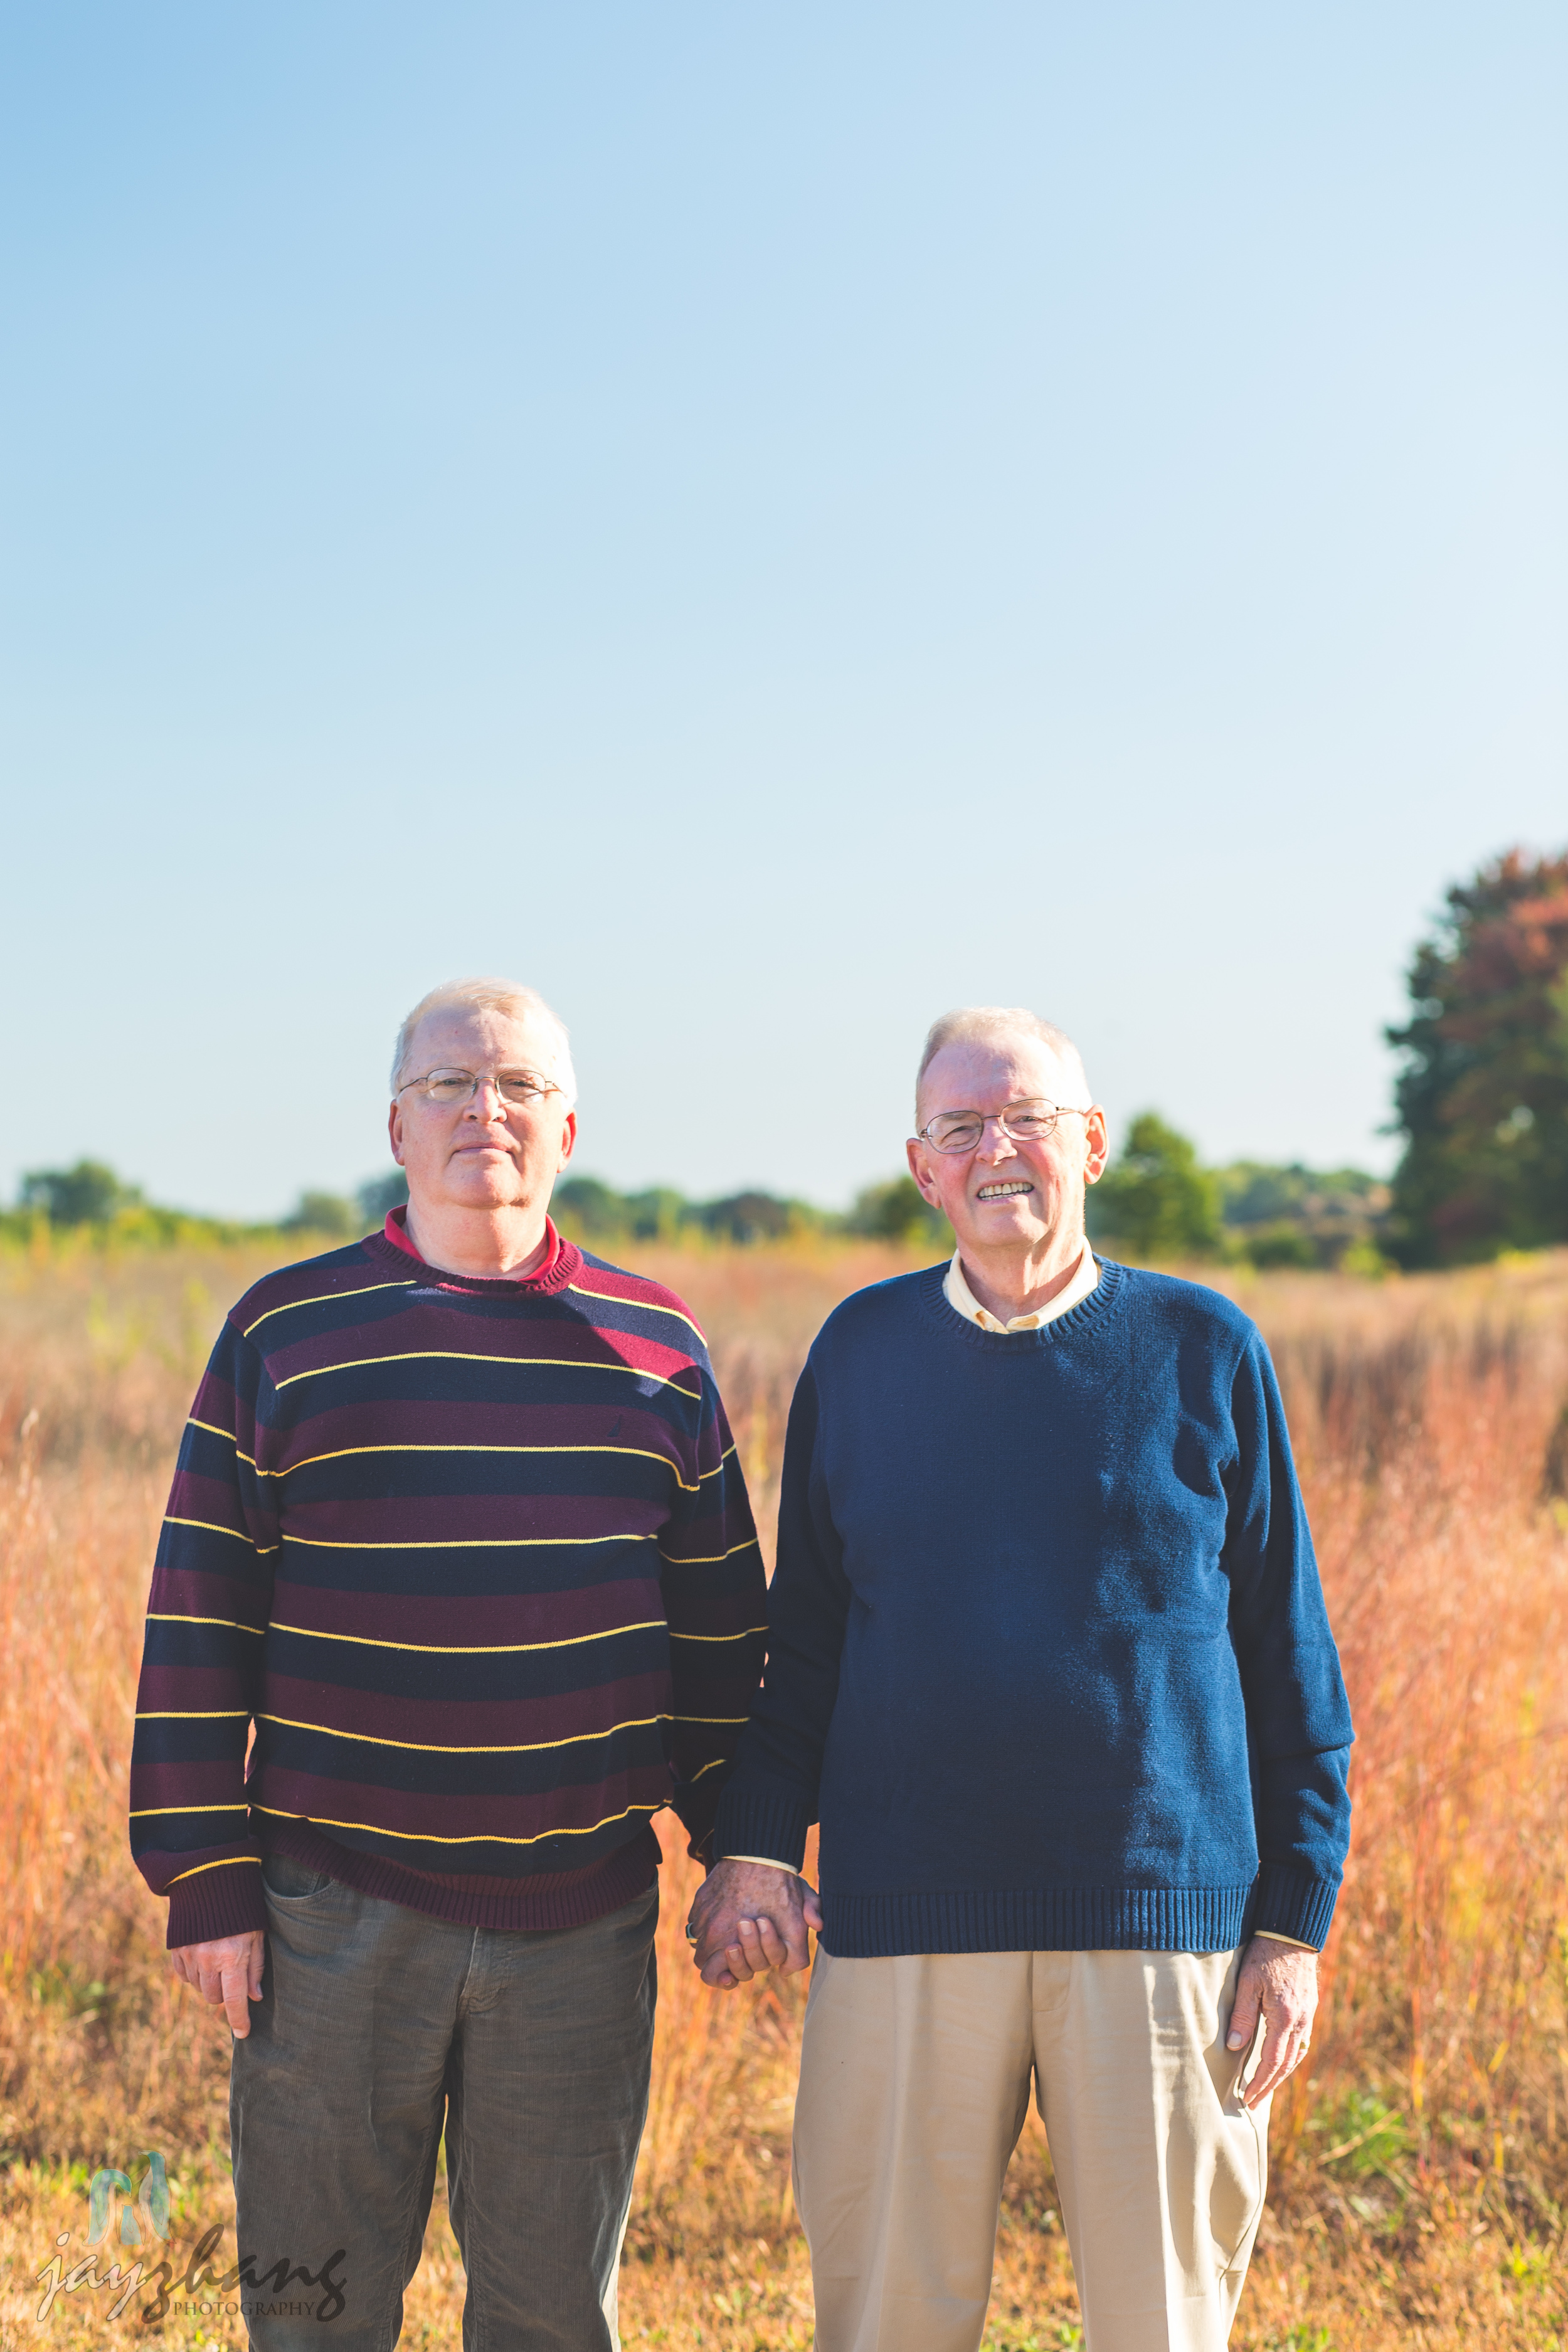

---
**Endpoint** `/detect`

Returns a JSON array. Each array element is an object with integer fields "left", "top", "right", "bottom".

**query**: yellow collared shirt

[{"left": 943, "top": 1244, "right": 1100, "bottom": 1331}]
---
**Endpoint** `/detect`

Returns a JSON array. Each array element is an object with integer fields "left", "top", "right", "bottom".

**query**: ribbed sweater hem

[
  {"left": 265, "top": 1818, "right": 660, "bottom": 1931},
  {"left": 820, "top": 1882, "right": 1259, "bottom": 1957}
]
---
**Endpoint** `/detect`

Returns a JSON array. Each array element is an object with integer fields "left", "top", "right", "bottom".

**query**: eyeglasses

[
  {"left": 914, "top": 1098, "right": 1093, "bottom": 1155},
  {"left": 395, "top": 1067, "right": 563, "bottom": 1109}
]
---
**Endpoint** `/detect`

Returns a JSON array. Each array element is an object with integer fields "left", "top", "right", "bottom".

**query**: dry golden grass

[{"left": 2, "top": 1233, "right": 1567, "bottom": 2349}]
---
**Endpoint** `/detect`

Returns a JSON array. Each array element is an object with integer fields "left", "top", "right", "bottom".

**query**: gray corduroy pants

[{"left": 230, "top": 1853, "right": 658, "bottom": 2352}]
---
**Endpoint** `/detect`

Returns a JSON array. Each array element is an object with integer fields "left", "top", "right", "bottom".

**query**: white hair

[
  {"left": 391, "top": 978, "right": 577, "bottom": 1103},
  {"left": 915, "top": 1006, "right": 1090, "bottom": 1119}
]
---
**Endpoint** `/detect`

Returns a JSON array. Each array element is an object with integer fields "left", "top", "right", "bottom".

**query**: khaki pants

[{"left": 793, "top": 1946, "right": 1268, "bottom": 2352}]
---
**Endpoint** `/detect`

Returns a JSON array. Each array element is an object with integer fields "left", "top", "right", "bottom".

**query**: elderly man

[
  {"left": 130, "top": 977, "right": 766, "bottom": 2352},
  {"left": 690, "top": 1005, "right": 1353, "bottom": 2352}
]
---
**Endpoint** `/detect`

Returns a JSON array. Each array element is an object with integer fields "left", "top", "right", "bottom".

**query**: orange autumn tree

[{"left": 1387, "top": 847, "right": 1568, "bottom": 1263}]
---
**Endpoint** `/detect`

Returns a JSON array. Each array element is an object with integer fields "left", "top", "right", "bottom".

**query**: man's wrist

[
  {"left": 1253, "top": 1928, "right": 1319, "bottom": 1952},
  {"left": 717, "top": 1854, "right": 798, "bottom": 1873}
]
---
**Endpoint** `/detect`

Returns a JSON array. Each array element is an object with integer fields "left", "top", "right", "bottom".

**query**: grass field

[{"left": 3, "top": 1232, "right": 1567, "bottom": 2349}]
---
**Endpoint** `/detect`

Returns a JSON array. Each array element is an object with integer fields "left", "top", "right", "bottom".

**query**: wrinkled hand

[
  {"left": 1227, "top": 1937, "right": 1318, "bottom": 2109},
  {"left": 687, "top": 1860, "right": 823, "bottom": 1990},
  {"left": 169, "top": 1931, "right": 266, "bottom": 2037}
]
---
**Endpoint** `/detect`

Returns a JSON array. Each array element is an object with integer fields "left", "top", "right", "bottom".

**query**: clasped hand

[{"left": 686, "top": 1859, "right": 823, "bottom": 1989}]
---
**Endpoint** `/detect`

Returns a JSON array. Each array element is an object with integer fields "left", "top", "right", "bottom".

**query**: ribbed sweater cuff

[
  {"left": 166, "top": 1860, "right": 268, "bottom": 1949},
  {"left": 1250, "top": 1862, "right": 1339, "bottom": 1951},
  {"left": 713, "top": 1788, "right": 812, "bottom": 1873}
]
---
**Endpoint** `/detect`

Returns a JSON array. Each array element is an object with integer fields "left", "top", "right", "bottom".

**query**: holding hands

[{"left": 687, "top": 1859, "right": 822, "bottom": 1989}]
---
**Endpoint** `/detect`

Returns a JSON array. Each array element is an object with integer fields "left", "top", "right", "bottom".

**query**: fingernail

[{"left": 1227, "top": 2033, "right": 1244, "bottom": 2049}]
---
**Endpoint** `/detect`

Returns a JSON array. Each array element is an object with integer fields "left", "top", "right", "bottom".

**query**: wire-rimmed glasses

[
  {"left": 395, "top": 1067, "right": 563, "bottom": 1109},
  {"left": 914, "top": 1098, "right": 1093, "bottom": 1155}
]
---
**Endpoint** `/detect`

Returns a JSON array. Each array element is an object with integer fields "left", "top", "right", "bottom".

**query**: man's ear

[
  {"left": 904, "top": 1136, "right": 940, "bottom": 1205},
  {"left": 388, "top": 1102, "right": 406, "bottom": 1167}
]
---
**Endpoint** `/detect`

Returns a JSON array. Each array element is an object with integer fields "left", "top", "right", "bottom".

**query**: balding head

[
  {"left": 914, "top": 1007, "right": 1089, "bottom": 1128},
  {"left": 392, "top": 978, "right": 576, "bottom": 1104}
]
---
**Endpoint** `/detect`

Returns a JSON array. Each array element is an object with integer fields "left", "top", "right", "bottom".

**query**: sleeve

[
  {"left": 712, "top": 1363, "right": 851, "bottom": 1872},
  {"left": 1224, "top": 1332, "right": 1355, "bottom": 1950},
  {"left": 128, "top": 1316, "right": 279, "bottom": 1948},
  {"left": 656, "top": 1365, "right": 769, "bottom": 1857}
]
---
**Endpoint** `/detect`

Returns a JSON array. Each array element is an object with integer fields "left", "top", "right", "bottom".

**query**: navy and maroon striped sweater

[{"left": 130, "top": 1216, "right": 766, "bottom": 1948}]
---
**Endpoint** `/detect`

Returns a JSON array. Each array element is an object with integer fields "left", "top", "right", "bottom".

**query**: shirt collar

[
  {"left": 383, "top": 1204, "right": 561, "bottom": 1283},
  {"left": 943, "top": 1242, "right": 1099, "bottom": 1332}
]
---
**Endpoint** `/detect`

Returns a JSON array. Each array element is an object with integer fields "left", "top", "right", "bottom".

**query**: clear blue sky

[{"left": 3, "top": 4, "right": 1564, "bottom": 1218}]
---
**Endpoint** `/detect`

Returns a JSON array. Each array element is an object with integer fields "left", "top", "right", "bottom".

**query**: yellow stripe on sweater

[
  {"left": 249, "top": 1439, "right": 701, "bottom": 1491},
  {"left": 132, "top": 1803, "right": 248, "bottom": 1816},
  {"left": 249, "top": 1801, "right": 662, "bottom": 1849},
  {"left": 659, "top": 1537, "right": 761, "bottom": 1566},
  {"left": 564, "top": 1279, "right": 708, "bottom": 1345},
  {"left": 267, "top": 1616, "right": 666, "bottom": 1656},
  {"left": 273, "top": 1350, "right": 703, "bottom": 1397},
  {"left": 162, "top": 1516, "right": 277, "bottom": 1552},
  {"left": 147, "top": 1613, "right": 265, "bottom": 1633},
  {"left": 281, "top": 1530, "right": 650, "bottom": 1553},
  {"left": 256, "top": 1709, "right": 671, "bottom": 1755},
  {"left": 241, "top": 1281, "right": 416, "bottom": 1337},
  {"left": 668, "top": 1624, "right": 768, "bottom": 1642}
]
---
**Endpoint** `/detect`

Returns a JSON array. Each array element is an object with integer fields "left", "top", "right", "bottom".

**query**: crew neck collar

[
  {"left": 920, "top": 1253, "right": 1125, "bottom": 1345},
  {"left": 945, "top": 1242, "right": 1099, "bottom": 1332},
  {"left": 368, "top": 1206, "right": 580, "bottom": 1295}
]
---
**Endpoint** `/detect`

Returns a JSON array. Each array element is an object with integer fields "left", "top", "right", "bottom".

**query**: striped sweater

[{"left": 130, "top": 1222, "right": 766, "bottom": 1948}]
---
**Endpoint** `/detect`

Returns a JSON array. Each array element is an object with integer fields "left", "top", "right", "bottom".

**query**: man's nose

[
  {"left": 464, "top": 1080, "right": 510, "bottom": 1121},
  {"left": 976, "top": 1120, "right": 1017, "bottom": 1162}
]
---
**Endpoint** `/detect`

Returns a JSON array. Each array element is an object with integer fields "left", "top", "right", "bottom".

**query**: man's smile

[{"left": 975, "top": 1179, "right": 1034, "bottom": 1200}]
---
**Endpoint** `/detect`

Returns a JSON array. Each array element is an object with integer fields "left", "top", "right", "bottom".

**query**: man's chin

[
  {"left": 439, "top": 1177, "right": 532, "bottom": 1212},
  {"left": 961, "top": 1207, "right": 1046, "bottom": 1243}
]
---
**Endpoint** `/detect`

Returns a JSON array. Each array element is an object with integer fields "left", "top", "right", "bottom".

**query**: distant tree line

[
  {"left": 550, "top": 1173, "right": 952, "bottom": 1250},
  {"left": 7, "top": 1143, "right": 1387, "bottom": 1272},
  {"left": 0, "top": 1162, "right": 956, "bottom": 1253},
  {"left": 14, "top": 851, "right": 1562, "bottom": 1273},
  {"left": 1085, "top": 1115, "right": 1390, "bottom": 1272}
]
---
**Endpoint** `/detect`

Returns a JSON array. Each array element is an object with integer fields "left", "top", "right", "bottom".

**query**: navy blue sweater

[{"left": 714, "top": 1259, "right": 1353, "bottom": 1957}]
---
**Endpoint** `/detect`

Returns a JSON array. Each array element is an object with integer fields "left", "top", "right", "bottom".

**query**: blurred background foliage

[
  {"left": 6, "top": 845, "right": 1567, "bottom": 1273},
  {"left": 1385, "top": 847, "right": 1568, "bottom": 1266},
  {"left": 0, "top": 1143, "right": 1389, "bottom": 1272}
]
